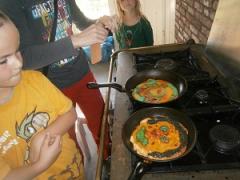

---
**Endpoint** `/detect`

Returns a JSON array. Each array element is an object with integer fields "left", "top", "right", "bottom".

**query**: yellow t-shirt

[{"left": 0, "top": 71, "right": 84, "bottom": 179}]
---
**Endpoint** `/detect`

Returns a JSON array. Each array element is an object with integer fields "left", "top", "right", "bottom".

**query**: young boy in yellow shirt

[{"left": 0, "top": 11, "right": 84, "bottom": 179}]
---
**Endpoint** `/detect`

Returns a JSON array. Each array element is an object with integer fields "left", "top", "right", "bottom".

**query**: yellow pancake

[{"left": 130, "top": 118, "right": 188, "bottom": 160}]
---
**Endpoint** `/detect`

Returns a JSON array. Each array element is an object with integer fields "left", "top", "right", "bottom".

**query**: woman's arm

[
  {"left": 70, "top": 1, "right": 116, "bottom": 32},
  {"left": 0, "top": 0, "right": 79, "bottom": 70}
]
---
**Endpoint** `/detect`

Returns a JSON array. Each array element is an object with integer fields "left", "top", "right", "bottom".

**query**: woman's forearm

[{"left": 22, "top": 38, "right": 79, "bottom": 70}]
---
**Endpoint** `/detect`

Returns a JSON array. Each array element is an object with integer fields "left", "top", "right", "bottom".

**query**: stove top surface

[
  {"left": 130, "top": 48, "right": 240, "bottom": 173},
  {"left": 134, "top": 49, "right": 209, "bottom": 81}
]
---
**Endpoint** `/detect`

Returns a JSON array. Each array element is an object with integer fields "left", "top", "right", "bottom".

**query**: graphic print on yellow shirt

[
  {"left": 16, "top": 108, "right": 49, "bottom": 142},
  {"left": 0, "top": 71, "right": 84, "bottom": 179}
]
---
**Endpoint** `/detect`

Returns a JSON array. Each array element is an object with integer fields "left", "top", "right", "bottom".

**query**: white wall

[
  {"left": 108, "top": 0, "right": 117, "bottom": 15},
  {"left": 140, "top": 0, "right": 175, "bottom": 45},
  {"left": 207, "top": 0, "right": 240, "bottom": 64},
  {"left": 76, "top": 0, "right": 110, "bottom": 18},
  {"left": 165, "top": 0, "right": 176, "bottom": 43}
]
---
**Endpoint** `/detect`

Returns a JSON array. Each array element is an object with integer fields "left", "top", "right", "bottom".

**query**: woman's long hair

[{"left": 115, "top": 0, "right": 143, "bottom": 24}]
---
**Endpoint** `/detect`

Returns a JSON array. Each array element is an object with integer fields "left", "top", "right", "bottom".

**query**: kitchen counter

[{"left": 109, "top": 45, "right": 240, "bottom": 180}]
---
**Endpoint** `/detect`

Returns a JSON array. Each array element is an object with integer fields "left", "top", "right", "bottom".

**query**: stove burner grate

[
  {"left": 209, "top": 125, "right": 240, "bottom": 154},
  {"left": 154, "top": 58, "right": 177, "bottom": 71}
]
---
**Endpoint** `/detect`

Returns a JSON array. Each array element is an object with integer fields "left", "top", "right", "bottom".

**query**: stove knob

[{"left": 195, "top": 90, "right": 208, "bottom": 105}]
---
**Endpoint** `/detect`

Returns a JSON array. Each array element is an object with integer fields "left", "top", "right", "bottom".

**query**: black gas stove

[{"left": 130, "top": 47, "right": 240, "bottom": 173}]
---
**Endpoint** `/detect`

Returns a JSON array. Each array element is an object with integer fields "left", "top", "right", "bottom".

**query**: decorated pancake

[
  {"left": 130, "top": 117, "right": 188, "bottom": 160},
  {"left": 132, "top": 79, "right": 178, "bottom": 104}
]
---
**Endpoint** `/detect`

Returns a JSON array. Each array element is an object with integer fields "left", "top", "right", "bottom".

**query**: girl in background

[{"left": 115, "top": 0, "right": 154, "bottom": 49}]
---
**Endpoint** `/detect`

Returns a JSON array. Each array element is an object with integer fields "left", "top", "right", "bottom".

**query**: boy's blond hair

[
  {"left": 0, "top": 10, "right": 8, "bottom": 20},
  {"left": 0, "top": 10, "right": 9, "bottom": 27}
]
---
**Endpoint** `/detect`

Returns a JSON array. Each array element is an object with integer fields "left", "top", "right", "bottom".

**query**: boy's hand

[
  {"left": 37, "top": 133, "right": 62, "bottom": 170},
  {"left": 30, "top": 133, "right": 62, "bottom": 171},
  {"left": 30, "top": 131, "right": 46, "bottom": 163}
]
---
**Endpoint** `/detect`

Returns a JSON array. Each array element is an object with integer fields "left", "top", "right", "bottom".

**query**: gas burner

[
  {"left": 154, "top": 58, "right": 177, "bottom": 71},
  {"left": 195, "top": 90, "right": 208, "bottom": 104},
  {"left": 209, "top": 125, "right": 240, "bottom": 154},
  {"left": 134, "top": 63, "right": 153, "bottom": 71}
]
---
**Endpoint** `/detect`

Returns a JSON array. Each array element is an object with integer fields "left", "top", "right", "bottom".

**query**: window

[{"left": 76, "top": 0, "right": 110, "bottom": 19}]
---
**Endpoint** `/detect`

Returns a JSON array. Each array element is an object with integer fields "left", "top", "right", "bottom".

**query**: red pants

[{"left": 62, "top": 71, "right": 104, "bottom": 145}]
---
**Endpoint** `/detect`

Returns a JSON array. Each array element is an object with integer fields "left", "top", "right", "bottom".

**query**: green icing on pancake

[{"left": 132, "top": 79, "right": 179, "bottom": 103}]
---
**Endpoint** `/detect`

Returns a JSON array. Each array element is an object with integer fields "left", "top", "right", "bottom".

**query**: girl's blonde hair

[{"left": 115, "top": 0, "right": 143, "bottom": 24}]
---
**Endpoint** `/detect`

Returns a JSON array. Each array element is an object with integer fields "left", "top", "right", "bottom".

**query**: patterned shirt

[
  {"left": 0, "top": 71, "right": 84, "bottom": 179},
  {"left": 116, "top": 17, "right": 154, "bottom": 49}
]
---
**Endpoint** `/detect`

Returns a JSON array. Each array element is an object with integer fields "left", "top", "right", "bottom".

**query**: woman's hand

[
  {"left": 71, "top": 23, "right": 109, "bottom": 48},
  {"left": 97, "top": 15, "right": 117, "bottom": 33}
]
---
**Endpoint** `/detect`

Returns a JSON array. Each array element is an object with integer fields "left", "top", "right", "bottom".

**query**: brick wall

[{"left": 175, "top": 0, "right": 219, "bottom": 44}]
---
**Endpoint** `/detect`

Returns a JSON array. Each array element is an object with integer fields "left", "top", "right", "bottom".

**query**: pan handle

[
  {"left": 87, "top": 82, "right": 126, "bottom": 92},
  {"left": 128, "top": 161, "right": 149, "bottom": 180}
]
